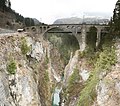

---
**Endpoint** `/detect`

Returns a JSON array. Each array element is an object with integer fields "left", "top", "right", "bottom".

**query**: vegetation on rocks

[
  {"left": 77, "top": 36, "right": 117, "bottom": 106},
  {"left": 0, "top": 0, "right": 11, "bottom": 12},
  {"left": 44, "top": 70, "right": 49, "bottom": 82},
  {"left": 110, "top": 0, "right": 120, "bottom": 37},
  {"left": 67, "top": 68, "right": 80, "bottom": 90},
  {"left": 20, "top": 37, "right": 30, "bottom": 55},
  {"left": 47, "top": 33, "right": 79, "bottom": 66},
  {"left": 7, "top": 59, "right": 17, "bottom": 75},
  {"left": 63, "top": 67, "right": 83, "bottom": 105},
  {"left": 37, "top": 55, "right": 52, "bottom": 106}
]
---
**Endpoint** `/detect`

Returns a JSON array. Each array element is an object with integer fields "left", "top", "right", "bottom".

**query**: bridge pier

[
  {"left": 75, "top": 25, "right": 86, "bottom": 51},
  {"left": 96, "top": 28, "right": 101, "bottom": 48},
  {"left": 39, "top": 27, "right": 42, "bottom": 33},
  {"left": 80, "top": 26, "right": 86, "bottom": 51},
  {"left": 75, "top": 27, "right": 102, "bottom": 51}
]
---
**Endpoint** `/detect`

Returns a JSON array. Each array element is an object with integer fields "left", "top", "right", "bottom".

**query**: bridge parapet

[{"left": 25, "top": 24, "right": 109, "bottom": 34}]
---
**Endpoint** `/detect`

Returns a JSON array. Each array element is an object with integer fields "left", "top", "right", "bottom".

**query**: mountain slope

[{"left": 53, "top": 17, "right": 109, "bottom": 24}]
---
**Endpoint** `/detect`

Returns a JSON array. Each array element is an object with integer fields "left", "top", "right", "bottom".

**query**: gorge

[
  {"left": 0, "top": 26, "right": 120, "bottom": 106},
  {"left": 0, "top": 0, "right": 120, "bottom": 106}
]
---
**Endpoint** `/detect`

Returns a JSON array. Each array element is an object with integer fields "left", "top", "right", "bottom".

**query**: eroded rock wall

[
  {"left": 94, "top": 39, "right": 120, "bottom": 106},
  {"left": 0, "top": 33, "right": 53, "bottom": 106},
  {"left": 62, "top": 39, "right": 120, "bottom": 106}
]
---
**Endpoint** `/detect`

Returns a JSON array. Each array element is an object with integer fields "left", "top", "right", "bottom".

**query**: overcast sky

[{"left": 10, "top": 0, "right": 117, "bottom": 24}]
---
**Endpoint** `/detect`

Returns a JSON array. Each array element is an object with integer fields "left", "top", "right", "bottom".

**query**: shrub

[
  {"left": 77, "top": 70, "right": 98, "bottom": 106},
  {"left": 21, "top": 37, "right": 30, "bottom": 55},
  {"left": 44, "top": 71, "right": 49, "bottom": 82},
  {"left": 68, "top": 68, "right": 80, "bottom": 86},
  {"left": 66, "top": 68, "right": 80, "bottom": 94},
  {"left": 7, "top": 60, "right": 17, "bottom": 74}
]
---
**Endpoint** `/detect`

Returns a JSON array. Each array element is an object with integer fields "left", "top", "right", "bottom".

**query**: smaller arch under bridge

[{"left": 25, "top": 24, "right": 109, "bottom": 51}]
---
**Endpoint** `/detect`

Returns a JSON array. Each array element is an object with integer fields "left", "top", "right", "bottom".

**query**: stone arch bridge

[{"left": 25, "top": 24, "right": 109, "bottom": 51}]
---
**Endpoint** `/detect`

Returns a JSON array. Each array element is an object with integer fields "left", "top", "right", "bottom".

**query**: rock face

[
  {"left": 62, "top": 39, "right": 120, "bottom": 106},
  {"left": 0, "top": 32, "right": 67, "bottom": 106},
  {"left": 29, "top": 41, "right": 44, "bottom": 61},
  {"left": 64, "top": 50, "right": 90, "bottom": 85},
  {"left": 96, "top": 71, "right": 120, "bottom": 106},
  {"left": 63, "top": 50, "right": 90, "bottom": 106},
  {"left": 0, "top": 33, "right": 53, "bottom": 106},
  {"left": 64, "top": 51, "right": 79, "bottom": 84},
  {"left": 94, "top": 40, "right": 120, "bottom": 106}
]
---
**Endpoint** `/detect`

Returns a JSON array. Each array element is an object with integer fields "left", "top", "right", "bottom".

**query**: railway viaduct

[{"left": 25, "top": 24, "right": 109, "bottom": 51}]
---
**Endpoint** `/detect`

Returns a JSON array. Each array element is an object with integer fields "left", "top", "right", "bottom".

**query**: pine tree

[
  {"left": 113, "top": 0, "right": 120, "bottom": 36},
  {"left": 8, "top": 0, "right": 11, "bottom": 8},
  {"left": 0, "top": 0, "right": 6, "bottom": 12}
]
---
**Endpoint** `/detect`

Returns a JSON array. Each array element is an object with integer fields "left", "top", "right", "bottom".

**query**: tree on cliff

[
  {"left": 112, "top": 0, "right": 120, "bottom": 36},
  {"left": 0, "top": 0, "right": 6, "bottom": 12},
  {"left": 7, "top": 0, "right": 11, "bottom": 8},
  {"left": 0, "top": 0, "right": 11, "bottom": 12}
]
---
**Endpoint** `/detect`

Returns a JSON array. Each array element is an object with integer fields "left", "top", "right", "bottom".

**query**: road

[{"left": 0, "top": 28, "right": 16, "bottom": 35}]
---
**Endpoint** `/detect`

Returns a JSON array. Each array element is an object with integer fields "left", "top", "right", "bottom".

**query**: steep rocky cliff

[
  {"left": 0, "top": 31, "right": 120, "bottom": 106},
  {"left": 0, "top": 32, "right": 64, "bottom": 106},
  {"left": 61, "top": 37, "right": 120, "bottom": 106},
  {"left": 93, "top": 39, "right": 120, "bottom": 106}
]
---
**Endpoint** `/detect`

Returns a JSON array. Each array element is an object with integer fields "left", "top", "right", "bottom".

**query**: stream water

[
  {"left": 52, "top": 87, "right": 62, "bottom": 106},
  {"left": 52, "top": 71, "right": 64, "bottom": 106}
]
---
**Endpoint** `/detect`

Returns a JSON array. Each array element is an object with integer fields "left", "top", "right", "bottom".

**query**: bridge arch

[
  {"left": 41, "top": 26, "right": 83, "bottom": 51},
  {"left": 41, "top": 26, "right": 60, "bottom": 36}
]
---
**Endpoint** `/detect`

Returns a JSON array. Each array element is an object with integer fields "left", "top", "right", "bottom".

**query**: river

[{"left": 52, "top": 87, "right": 62, "bottom": 106}]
